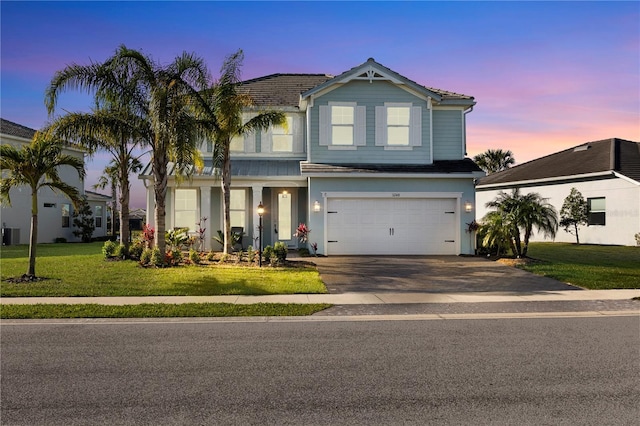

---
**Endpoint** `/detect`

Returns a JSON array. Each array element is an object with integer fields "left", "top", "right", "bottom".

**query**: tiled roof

[
  {"left": 477, "top": 138, "right": 640, "bottom": 186},
  {"left": 301, "top": 159, "right": 482, "bottom": 175},
  {"left": 0, "top": 118, "right": 37, "bottom": 139},
  {"left": 240, "top": 74, "right": 334, "bottom": 108}
]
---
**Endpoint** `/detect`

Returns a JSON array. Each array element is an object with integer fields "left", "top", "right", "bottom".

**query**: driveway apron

[{"left": 311, "top": 256, "right": 580, "bottom": 294}]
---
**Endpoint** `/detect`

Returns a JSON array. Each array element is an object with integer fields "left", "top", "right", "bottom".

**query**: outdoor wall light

[
  {"left": 464, "top": 201, "right": 473, "bottom": 213},
  {"left": 313, "top": 200, "right": 321, "bottom": 212},
  {"left": 257, "top": 202, "right": 264, "bottom": 267}
]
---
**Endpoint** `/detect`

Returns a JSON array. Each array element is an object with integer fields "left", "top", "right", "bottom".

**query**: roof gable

[
  {"left": 300, "top": 58, "right": 475, "bottom": 107},
  {"left": 477, "top": 138, "right": 640, "bottom": 186}
]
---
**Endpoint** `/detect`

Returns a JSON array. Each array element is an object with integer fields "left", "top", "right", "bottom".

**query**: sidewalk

[{"left": 1, "top": 289, "right": 638, "bottom": 305}]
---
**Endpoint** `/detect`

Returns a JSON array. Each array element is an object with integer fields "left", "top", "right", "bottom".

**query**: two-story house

[
  {"left": 141, "top": 58, "right": 483, "bottom": 255},
  {"left": 1, "top": 118, "right": 111, "bottom": 244}
]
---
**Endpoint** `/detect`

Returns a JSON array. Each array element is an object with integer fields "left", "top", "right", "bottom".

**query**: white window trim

[
  {"left": 229, "top": 188, "right": 248, "bottom": 231},
  {"left": 319, "top": 102, "right": 366, "bottom": 150},
  {"left": 375, "top": 103, "right": 422, "bottom": 151}
]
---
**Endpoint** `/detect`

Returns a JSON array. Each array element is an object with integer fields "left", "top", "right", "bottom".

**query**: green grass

[
  {"left": 0, "top": 303, "right": 332, "bottom": 319},
  {"left": 520, "top": 243, "right": 640, "bottom": 289},
  {"left": 0, "top": 242, "right": 327, "bottom": 297}
]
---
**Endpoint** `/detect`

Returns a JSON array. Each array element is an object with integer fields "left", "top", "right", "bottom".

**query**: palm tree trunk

[
  {"left": 221, "top": 145, "right": 232, "bottom": 254},
  {"left": 110, "top": 182, "right": 117, "bottom": 238},
  {"left": 119, "top": 152, "right": 130, "bottom": 250},
  {"left": 28, "top": 189, "right": 38, "bottom": 276},
  {"left": 153, "top": 150, "right": 168, "bottom": 258}
]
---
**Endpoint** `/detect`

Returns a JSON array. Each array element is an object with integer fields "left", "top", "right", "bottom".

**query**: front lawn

[
  {"left": 520, "top": 243, "right": 640, "bottom": 289},
  {"left": 0, "top": 242, "right": 327, "bottom": 297}
]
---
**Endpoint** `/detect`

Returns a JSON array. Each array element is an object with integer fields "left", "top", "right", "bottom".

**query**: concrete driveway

[{"left": 311, "top": 256, "right": 581, "bottom": 294}]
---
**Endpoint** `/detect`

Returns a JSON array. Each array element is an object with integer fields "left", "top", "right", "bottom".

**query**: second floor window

[
  {"left": 272, "top": 116, "right": 294, "bottom": 152},
  {"left": 319, "top": 102, "right": 366, "bottom": 149},
  {"left": 375, "top": 103, "right": 422, "bottom": 149},
  {"left": 331, "top": 106, "right": 354, "bottom": 146},
  {"left": 587, "top": 197, "right": 606, "bottom": 226}
]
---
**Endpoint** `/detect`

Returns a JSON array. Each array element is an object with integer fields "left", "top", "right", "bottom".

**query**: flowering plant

[
  {"left": 142, "top": 224, "right": 155, "bottom": 248},
  {"left": 196, "top": 217, "right": 208, "bottom": 251},
  {"left": 294, "top": 223, "right": 311, "bottom": 243}
]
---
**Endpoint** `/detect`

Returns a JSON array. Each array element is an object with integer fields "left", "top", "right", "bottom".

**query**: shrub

[
  {"left": 128, "top": 241, "right": 144, "bottom": 260},
  {"left": 150, "top": 247, "right": 163, "bottom": 267},
  {"left": 219, "top": 253, "right": 230, "bottom": 263},
  {"left": 263, "top": 245, "right": 274, "bottom": 263},
  {"left": 114, "top": 244, "right": 128, "bottom": 259},
  {"left": 140, "top": 248, "right": 152, "bottom": 265},
  {"left": 102, "top": 240, "right": 118, "bottom": 259},
  {"left": 53, "top": 237, "right": 67, "bottom": 244},
  {"left": 635, "top": 233, "right": 640, "bottom": 247},
  {"left": 206, "top": 251, "right": 215, "bottom": 262},
  {"left": 166, "top": 228, "right": 189, "bottom": 251},
  {"left": 246, "top": 245, "right": 256, "bottom": 263},
  {"left": 271, "top": 242, "right": 288, "bottom": 266},
  {"left": 166, "top": 249, "right": 183, "bottom": 267},
  {"left": 189, "top": 249, "right": 200, "bottom": 265}
]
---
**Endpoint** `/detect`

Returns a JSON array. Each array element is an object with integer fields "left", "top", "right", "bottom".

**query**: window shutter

[
  {"left": 375, "top": 106, "right": 386, "bottom": 146},
  {"left": 293, "top": 115, "right": 304, "bottom": 153},
  {"left": 355, "top": 106, "right": 367, "bottom": 146},
  {"left": 319, "top": 105, "right": 330, "bottom": 146},
  {"left": 245, "top": 132, "right": 256, "bottom": 153},
  {"left": 410, "top": 106, "right": 422, "bottom": 147}
]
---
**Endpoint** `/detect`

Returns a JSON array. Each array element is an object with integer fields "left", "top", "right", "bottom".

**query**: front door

[{"left": 271, "top": 188, "right": 298, "bottom": 248}]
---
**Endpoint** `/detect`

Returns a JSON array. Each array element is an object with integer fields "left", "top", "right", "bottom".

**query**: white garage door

[{"left": 326, "top": 198, "right": 458, "bottom": 255}]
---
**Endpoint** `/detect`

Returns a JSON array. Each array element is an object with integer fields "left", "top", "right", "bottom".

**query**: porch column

[
  {"left": 199, "top": 186, "right": 212, "bottom": 251},
  {"left": 251, "top": 185, "right": 264, "bottom": 243},
  {"left": 146, "top": 185, "right": 155, "bottom": 229}
]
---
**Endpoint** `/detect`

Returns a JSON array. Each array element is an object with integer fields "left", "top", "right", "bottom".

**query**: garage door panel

[{"left": 326, "top": 198, "right": 458, "bottom": 255}]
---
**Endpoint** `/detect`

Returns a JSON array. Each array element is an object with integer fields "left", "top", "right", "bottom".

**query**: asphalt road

[{"left": 2, "top": 316, "right": 638, "bottom": 425}]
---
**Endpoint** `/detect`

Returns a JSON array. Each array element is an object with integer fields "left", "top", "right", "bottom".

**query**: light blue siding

[
  {"left": 309, "top": 81, "right": 432, "bottom": 164},
  {"left": 432, "top": 110, "right": 464, "bottom": 160}
]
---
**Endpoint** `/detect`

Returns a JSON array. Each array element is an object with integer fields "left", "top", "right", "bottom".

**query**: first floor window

[
  {"left": 230, "top": 189, "right": 246, "bottom": 229},
  {"left": 175, "top": 189, "right": 198, "bottom": 230},
  {"left": 95, "top": 206, "right": 103, "bottom": 228},
  {"left": 61, "top": 204, "right": 70, "bottom": 228},
  {"left": 587, "top": 197, "right": 606, "bottom": 225},
  {"left": 230, "top": 135, "right": 245, "bottom": 152}
]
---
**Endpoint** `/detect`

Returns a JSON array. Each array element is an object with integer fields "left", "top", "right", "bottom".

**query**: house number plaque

[{"left": 391, "top": 193, "right": 401, "bottom": 197}]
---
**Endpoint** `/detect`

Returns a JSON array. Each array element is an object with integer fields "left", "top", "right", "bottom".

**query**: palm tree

[
  {"left": 48, "top": 108, "right": 146, "bottom": 251},
  {"left": 479, "top": 211, "right": 513, "bottom": 257},
  {"left": 485, "top": 188, "right": 558, "bottom": 257},
  {"left": 0, "top": 132, "right": 85, "bottom": 277},
  {"left": 46, "top": 45, "right": 209, "bottom": 258},
  {"left": 196, "top": 50, "right": 285, "bottom": 253},
  {"left": 473, "top": 149, "right": 515, "bottom": 174}
]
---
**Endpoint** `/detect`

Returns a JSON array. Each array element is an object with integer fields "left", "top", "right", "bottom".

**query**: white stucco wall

[{"left": 475, "top": 176, "right": 640, "bottom": 246}]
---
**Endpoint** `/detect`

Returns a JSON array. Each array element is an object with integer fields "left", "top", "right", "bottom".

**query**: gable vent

[{"left": 574, "top": 145, "right": 591, "bottom": 152}]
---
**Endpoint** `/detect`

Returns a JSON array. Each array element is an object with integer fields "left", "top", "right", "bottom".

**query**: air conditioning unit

[{"left": 2, "top": 228, "right": 20, "bottom": 245}]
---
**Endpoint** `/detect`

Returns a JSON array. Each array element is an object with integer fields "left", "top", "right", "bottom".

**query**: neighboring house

[
  {"left": 141, "top": 58, "right": 483, "bottom": 255},
  {"left": 475, "top": 138, "right": 640, "bottom": 246},
  {"left": 0, "top": 118, "right": 111, "bottom": 244}
]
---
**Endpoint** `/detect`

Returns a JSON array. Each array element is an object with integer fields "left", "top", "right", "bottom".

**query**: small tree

[
  {"left": 72, "top": 196, "right": 95, "bottom": 242},
  {"left": 559, "top": 187, "right": 588, "bottom": 244}
]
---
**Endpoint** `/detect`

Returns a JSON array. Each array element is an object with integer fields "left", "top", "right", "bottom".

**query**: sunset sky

[{"left": 2, "top": 1, "right": 638, "bottom": 208}]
